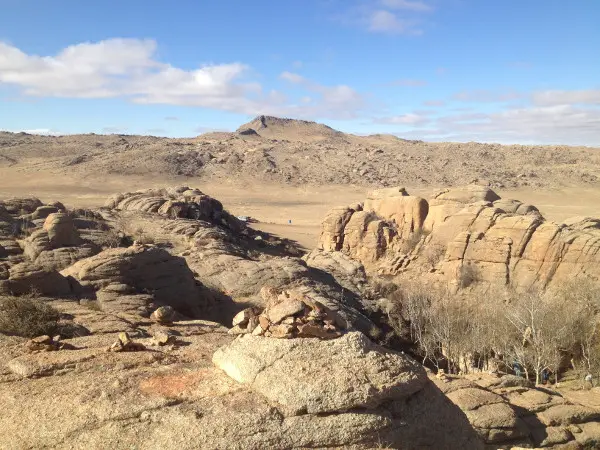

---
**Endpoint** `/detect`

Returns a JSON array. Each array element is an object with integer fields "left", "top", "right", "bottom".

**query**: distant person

[
  {"left": 584, "top": 373, "right": 593, "bottom": 389},
  {"left": 541, "top": 368, "right": 550, "bottom": 385},
  {"left": 513, "top": 362, "right": 522, "bottom": 377}
]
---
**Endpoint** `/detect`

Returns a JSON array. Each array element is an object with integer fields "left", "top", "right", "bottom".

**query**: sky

[{"left": 0, "top": 0, "right": 599, "bottom": 145}]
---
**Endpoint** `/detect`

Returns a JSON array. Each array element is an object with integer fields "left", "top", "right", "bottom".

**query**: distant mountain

[{"left": 236, "top": 115, "right": 345, "bottom": 142}]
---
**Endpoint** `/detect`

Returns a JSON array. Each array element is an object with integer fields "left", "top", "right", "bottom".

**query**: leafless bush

[
  {"left": 100, "top": 215, "right": 152, "bottom": 248},
  {"left": 97, "top": 228, "right": 125, "bottom": 248}
]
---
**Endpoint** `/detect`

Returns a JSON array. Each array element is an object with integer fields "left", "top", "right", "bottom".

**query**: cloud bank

[{"left": 0, "top": 39, "right": 366, "bottom": 120}]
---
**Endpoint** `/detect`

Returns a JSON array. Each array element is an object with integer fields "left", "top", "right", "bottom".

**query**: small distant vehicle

[{"left": 237, "top": 216, "right": 259, "bottom": 223}]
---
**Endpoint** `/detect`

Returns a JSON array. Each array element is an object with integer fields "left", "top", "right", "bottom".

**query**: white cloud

[
  {"left": 334, "top": 0, "right": 430, "bottom": 36},
  {"left": 368, "top": 10, "right": 414, "bottom": 34},
  {"left": 0, "top": 38, "right": 367, "bottom": 120},
  {"left": 279, "top": 71, "right": 365, "bottom": 119},
  {"left": 381, "top": 0, "right": 433, "bottom": 12},
  {"left": 389, "top": 78, "right": 428, "bottom": 87},
  {"left": 375, "top": 113, "right": 431, "bottom": 126},
  {"left": 393, "top": 105, "right": 600, "bottom": 145},
  {"left": 532, "top": 90, "right": 600, "bottom": 106},
  {"left": 452, "top": 89, "right": 523, "bottom": 102},
  {"left": 280, "top": 71, "right": 306, "bottom": 84},
  {"left": 0, "top": 39, "right": 159, "bottom": 98}
]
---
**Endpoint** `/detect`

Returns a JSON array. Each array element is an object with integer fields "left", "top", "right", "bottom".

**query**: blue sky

[{"left": 1, "top": 0, "right": 599, "bottom": 144}]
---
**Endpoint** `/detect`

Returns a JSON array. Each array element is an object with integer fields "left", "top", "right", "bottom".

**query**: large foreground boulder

[
  {"left": 212, "top": 331, "right": 483, "bottom": 448},
  {"left": 213, "top": 332, "right": 427, "bottom": 415},
  {"left": 0, "top": 322, "right": 482, "bottom": 450}
]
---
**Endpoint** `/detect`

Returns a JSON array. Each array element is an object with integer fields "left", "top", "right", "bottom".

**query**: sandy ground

[{"left": 1, "top": 168, "right": 599, "bottom": 249}]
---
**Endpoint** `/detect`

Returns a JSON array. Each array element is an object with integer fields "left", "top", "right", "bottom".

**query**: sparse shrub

[
  {"left": 458, "top": 262, "right": 480, "bottom": 288},
  {"left": 132, "top": 227, "right": 155, "bottom": 245},
  {"left": 101, "top": 215, "right": 153, "bottom": 248},
  {"left": 0, "top": 296, "right": 61, "bottom": 337},
  {"left": 367, "top": 324, "right": 384, "bottom": 341},
  {"left": 81, "top": 300, "right": 102, "bottom": 311},
  {"left": 98, "top": 228, "right": 126, "bottom": 248},
  {"left": 423, "top": 243, "right": 446, "bottom": 268},
  {"left": 400, "top": 229, "right": 428, "bottom": 254}
]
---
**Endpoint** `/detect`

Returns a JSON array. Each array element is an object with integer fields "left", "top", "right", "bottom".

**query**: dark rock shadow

[
  {"left": 240, "top": 227, "right": 307, "bottom": 258},
  {"left": 380, "top": 380, "right": 486, "bottom": 449}
]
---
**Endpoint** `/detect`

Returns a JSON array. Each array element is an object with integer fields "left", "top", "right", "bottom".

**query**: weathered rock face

[
  {"left": 140, "top": 200, "right": 378, "bottom": 335},
  {"left": 363, "top": 186, "right": 429, "bottom": 236},
  {"left": 0, "top": 197, "right": 43, "bottom": 215},
  {"left": 227, "top": 287, "right": 348, "bottom": 339},
  {"left": 0, "top": 261, "right": 71, "bottom": 296},
  {"left": 0, "top": 316, "right": 485, "bottom": 450},
  {"left": 20, "top": 213, "right": 100, "bottom": 272},
  {"left": 318, "top": 185, "right": 600, "bottom": 290},
  {"left": 61, "top": 245, "right": 209, "bottom": 317}
]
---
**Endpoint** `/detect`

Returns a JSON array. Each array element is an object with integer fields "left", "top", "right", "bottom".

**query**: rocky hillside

[{"left": 1, "top": 115, "right": 599, "bottom": 189}]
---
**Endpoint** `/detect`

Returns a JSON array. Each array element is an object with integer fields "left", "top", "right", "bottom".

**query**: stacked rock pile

[{"left": 229, "top": 287, "right": 343, "bottom": 339}]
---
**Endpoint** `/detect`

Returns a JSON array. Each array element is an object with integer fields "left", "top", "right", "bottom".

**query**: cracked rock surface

[{"left": 212, "top": 332, "right": 427, "bottom": 415}]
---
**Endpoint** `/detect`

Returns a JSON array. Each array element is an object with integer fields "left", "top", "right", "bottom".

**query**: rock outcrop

[
  {"left": 227, "top": 287, "right": 346, "bottom": 339},
  {"left": 318, "top": 185, "right": 600, "bottom": 290},
  {"left": 0, "top": 199, "right": 109, "bottom": 295},
  {"left": 105, "top": 186, "right": 242, "bottom": 232},
  {"left": 1, "top": 184, "right": 599, "bottom": 449},
  {"left": 213, "top": 332, "right": 427, "bottom": 414},
  {"left": 61, "top": 244, "right": 209, "bottom": 317},
  {"left": 434, "top": 373, "right": 600, "bottom": 448}
]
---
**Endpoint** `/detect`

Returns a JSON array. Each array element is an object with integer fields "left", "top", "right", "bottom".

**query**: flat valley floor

[{"left": 1, "top": 167, "right": 599, "bottom": 249}]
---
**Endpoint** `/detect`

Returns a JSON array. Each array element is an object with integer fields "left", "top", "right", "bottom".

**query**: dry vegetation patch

[{"left": 0, "top": 296, "right": 61, "bottom": 337}]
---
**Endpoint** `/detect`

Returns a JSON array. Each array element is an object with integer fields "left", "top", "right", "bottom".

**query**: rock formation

[
  {"left": 105, "top": 186, "right": 242, "bottom": 232},
  {"left": 61, "top": 244, "right": 209, "bottom": 317},
  {"left": 227, "top": 287, "right": 345, "bottom": 339},
  {"left": 318, "top": 185, "right": 600, "bottom": 290}
]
